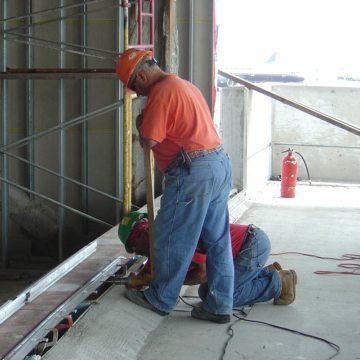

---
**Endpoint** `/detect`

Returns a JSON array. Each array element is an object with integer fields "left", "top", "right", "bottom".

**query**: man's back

[{"left": 140, "top": 75, "right": 221, "bottom": 172}]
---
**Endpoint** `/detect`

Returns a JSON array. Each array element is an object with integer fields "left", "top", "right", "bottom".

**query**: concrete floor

[{"left": 42, "top": 183, "right": 360, "bottom": 360}]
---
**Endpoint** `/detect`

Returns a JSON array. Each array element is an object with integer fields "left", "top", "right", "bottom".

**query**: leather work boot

[
  {"left": 265, "top": 261, "right": 283, "bottom": 272},
  {"left": 125, "top": 289, "right": 169, "bottom": 316},
  {"left": 274, "top": 269, "right": 297, "bottom": 305},
  {"left": 191, "top": 305, "right": 231, "bottom": 324}
]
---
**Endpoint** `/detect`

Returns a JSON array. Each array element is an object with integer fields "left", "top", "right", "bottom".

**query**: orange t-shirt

[{"left": 139, "top": 75, "right": 221, "bottom": 172}]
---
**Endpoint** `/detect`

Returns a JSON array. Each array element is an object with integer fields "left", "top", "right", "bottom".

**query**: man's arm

[
  {"left": 142, "top": 137, "right": 158, "bottom": 148},
  {"left": 136, "top": 113, "right": 158, "bottom": 148},
  {"left": 184, "top": 263, "right": 207, "bottom": 285}
]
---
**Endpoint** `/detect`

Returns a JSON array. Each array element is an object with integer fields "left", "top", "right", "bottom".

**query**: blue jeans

[
  {"left": 199, "top": 226, "right": 281, "bottom": 307},
  {"left": 144, "top": 149, "right": 234, "bottom": 315}
]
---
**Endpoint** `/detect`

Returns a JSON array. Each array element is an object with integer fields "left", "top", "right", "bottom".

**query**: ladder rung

[{"left": 128, "top": 44, "right": 154, "bottom": 50}]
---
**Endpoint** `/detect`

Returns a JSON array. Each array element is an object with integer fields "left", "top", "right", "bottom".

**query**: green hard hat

[{"left": 118, "top": 211, "right": 148, "bottom": 253}]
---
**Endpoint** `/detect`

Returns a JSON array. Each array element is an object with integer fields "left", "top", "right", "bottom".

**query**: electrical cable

[
  {"left": 271, "top": 252, "right": 360, "bottom": 261},
  {"left": 178, "top": 296, "right": 196, "bottom": 308},
  {"left": 295, "top": 151, "right": 311, "bottom": 184},
  {"left": 177, "top": 296, "right": 340, "bottom": 360},
  {"left": 220, "top": 319, "right": 239, "bottom": 360},
  {"left": 271, "top": 252, "right": 360, "bottom": 275},
  {"left": 232, "top": 313, "right": 341, "bottom": 360}
]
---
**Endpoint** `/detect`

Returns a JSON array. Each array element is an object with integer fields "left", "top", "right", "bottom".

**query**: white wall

[
  {"left": 219, "top": 87, "right": 246, "bottom": 190},
  {"left": 246, "top": 87, "right": 273, "bottom": 196}
]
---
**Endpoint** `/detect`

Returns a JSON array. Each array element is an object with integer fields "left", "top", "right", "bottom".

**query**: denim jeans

[
  {"left": 199, "top": 226, "right": 281, "bottom": 307},
  {"left": 144, "top": 149, "right": 234, "bottom": 315}
]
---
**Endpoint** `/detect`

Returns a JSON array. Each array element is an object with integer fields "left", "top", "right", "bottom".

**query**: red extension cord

[{"left": 271, "top": 252, "right": 360, "bottom": 275}]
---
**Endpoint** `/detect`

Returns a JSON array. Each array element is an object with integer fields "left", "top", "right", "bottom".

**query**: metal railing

[{"left": 218, "top": 70, "right": 360, "bottom": 138}]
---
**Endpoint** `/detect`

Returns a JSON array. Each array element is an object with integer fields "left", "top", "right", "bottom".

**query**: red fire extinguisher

[{"left": 281, "top": 149, "right": 298, "bottom": 198}]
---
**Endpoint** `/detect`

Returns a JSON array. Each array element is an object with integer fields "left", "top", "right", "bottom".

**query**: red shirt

[
  {"left": 139, "top": 75, "right": 221, "bottom": 172},
  {"left": 191, "top": 224, "right": 249, "bottom": 266},
  {"left": 128, "top": 222, "right": 249, "bottom": 271}
]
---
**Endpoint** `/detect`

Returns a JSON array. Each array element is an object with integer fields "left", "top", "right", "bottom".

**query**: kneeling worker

[{"left": 119, "top": 212, "right": 297, "bottom": 317}]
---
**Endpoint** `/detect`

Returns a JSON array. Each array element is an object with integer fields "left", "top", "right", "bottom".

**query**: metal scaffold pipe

[
  {"left": 0, "top": 0, "right": 109, "bottom": 23},
  {"left": 122, "top": 0, "right": 132, "bottom": 216},
  {"left": 0, "top": 100, "right": 123, "bottom": 152},
  {"left": 2, "top": 151, "right": 126, "bottom": 205},
  {"left": 0, "top": 176, "right": 113, "bottom": 228},
  {"left": 4, "top": 31, "right": 118, "bottom": 62},
  {"left": 0, "top": 2, "right": 120, "bottom": 35}
]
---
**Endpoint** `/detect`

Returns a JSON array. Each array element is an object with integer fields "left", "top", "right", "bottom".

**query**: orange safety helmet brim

[{"left": 116, "top": 49, "right": 153, "bottom": 86}]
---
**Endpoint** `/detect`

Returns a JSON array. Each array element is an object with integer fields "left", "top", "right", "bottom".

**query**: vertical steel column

[
  {"left": 123, "top": 0, "right": 132, "bottom": 215},
  {"left": 81, "top": 0, "right": 89, "bottom": 233},
  {"left": 116, "top": 1, "right": 124, "bottom": 222},
  {"left": 0, "top": 0, "right": 9, "bottom": 269},
  {"left": 26, "top": 0, "right": 35, "bottom": 195},
  {"left": 58, "top": 0, "right": 67, "bottom": 262}
]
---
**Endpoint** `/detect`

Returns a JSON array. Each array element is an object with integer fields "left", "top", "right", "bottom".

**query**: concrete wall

[
  {"left": 218, "top": 83, "right": 360, "bottom": 198},
  {"left": 219, "top": 87, "right": 272, "bottom": 196},
  {"left": 176, "top": 0, "right": 214, "bottom": 108},
  {"left": 219, "top": 87, "right": 246, "bottom": 190},
  {"left": 271, "top": 85, "right": 360, "bottom": 183},
  {"left": 246, "top": 87, "right": 273, "bottom": 196}
]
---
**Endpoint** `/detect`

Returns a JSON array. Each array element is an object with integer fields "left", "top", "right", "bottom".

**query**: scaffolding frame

[{"left": 0, "top": 0, "right": 154, "bottom": 268}]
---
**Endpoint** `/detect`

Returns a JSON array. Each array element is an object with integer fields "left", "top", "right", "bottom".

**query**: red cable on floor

[{"left": 271, "top": 252, "right": 360, "bottom": 275}]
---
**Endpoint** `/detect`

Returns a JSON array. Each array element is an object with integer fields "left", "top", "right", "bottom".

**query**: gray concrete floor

[{"left": 44, "top": 183, "right": 360, "bottom": 360}]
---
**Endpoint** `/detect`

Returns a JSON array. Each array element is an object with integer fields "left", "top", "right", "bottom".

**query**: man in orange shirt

[{"left": 116, "top": 49, "right": 234, "bottom": 323}]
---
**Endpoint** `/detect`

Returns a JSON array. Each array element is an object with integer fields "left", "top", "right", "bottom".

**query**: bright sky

[{"left": 216, "top": 0, "right": 359, "bottom": 76}]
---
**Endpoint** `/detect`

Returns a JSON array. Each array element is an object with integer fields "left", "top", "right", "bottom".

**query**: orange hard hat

[{"left": 116, "top": 49, "right": 153, "bottom": 86}]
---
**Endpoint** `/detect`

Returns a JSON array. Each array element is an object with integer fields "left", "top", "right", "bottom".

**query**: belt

[
  {"left": 187, "top": 146, "right": 222, "bottom": 160},
  {"left": 166, "top": 146, "right": 222, "bottom": 172}
]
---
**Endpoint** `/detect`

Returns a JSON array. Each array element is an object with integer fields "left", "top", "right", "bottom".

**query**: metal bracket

[{"left": 109, "top": 255, "right": 148, "bottom": 284}]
